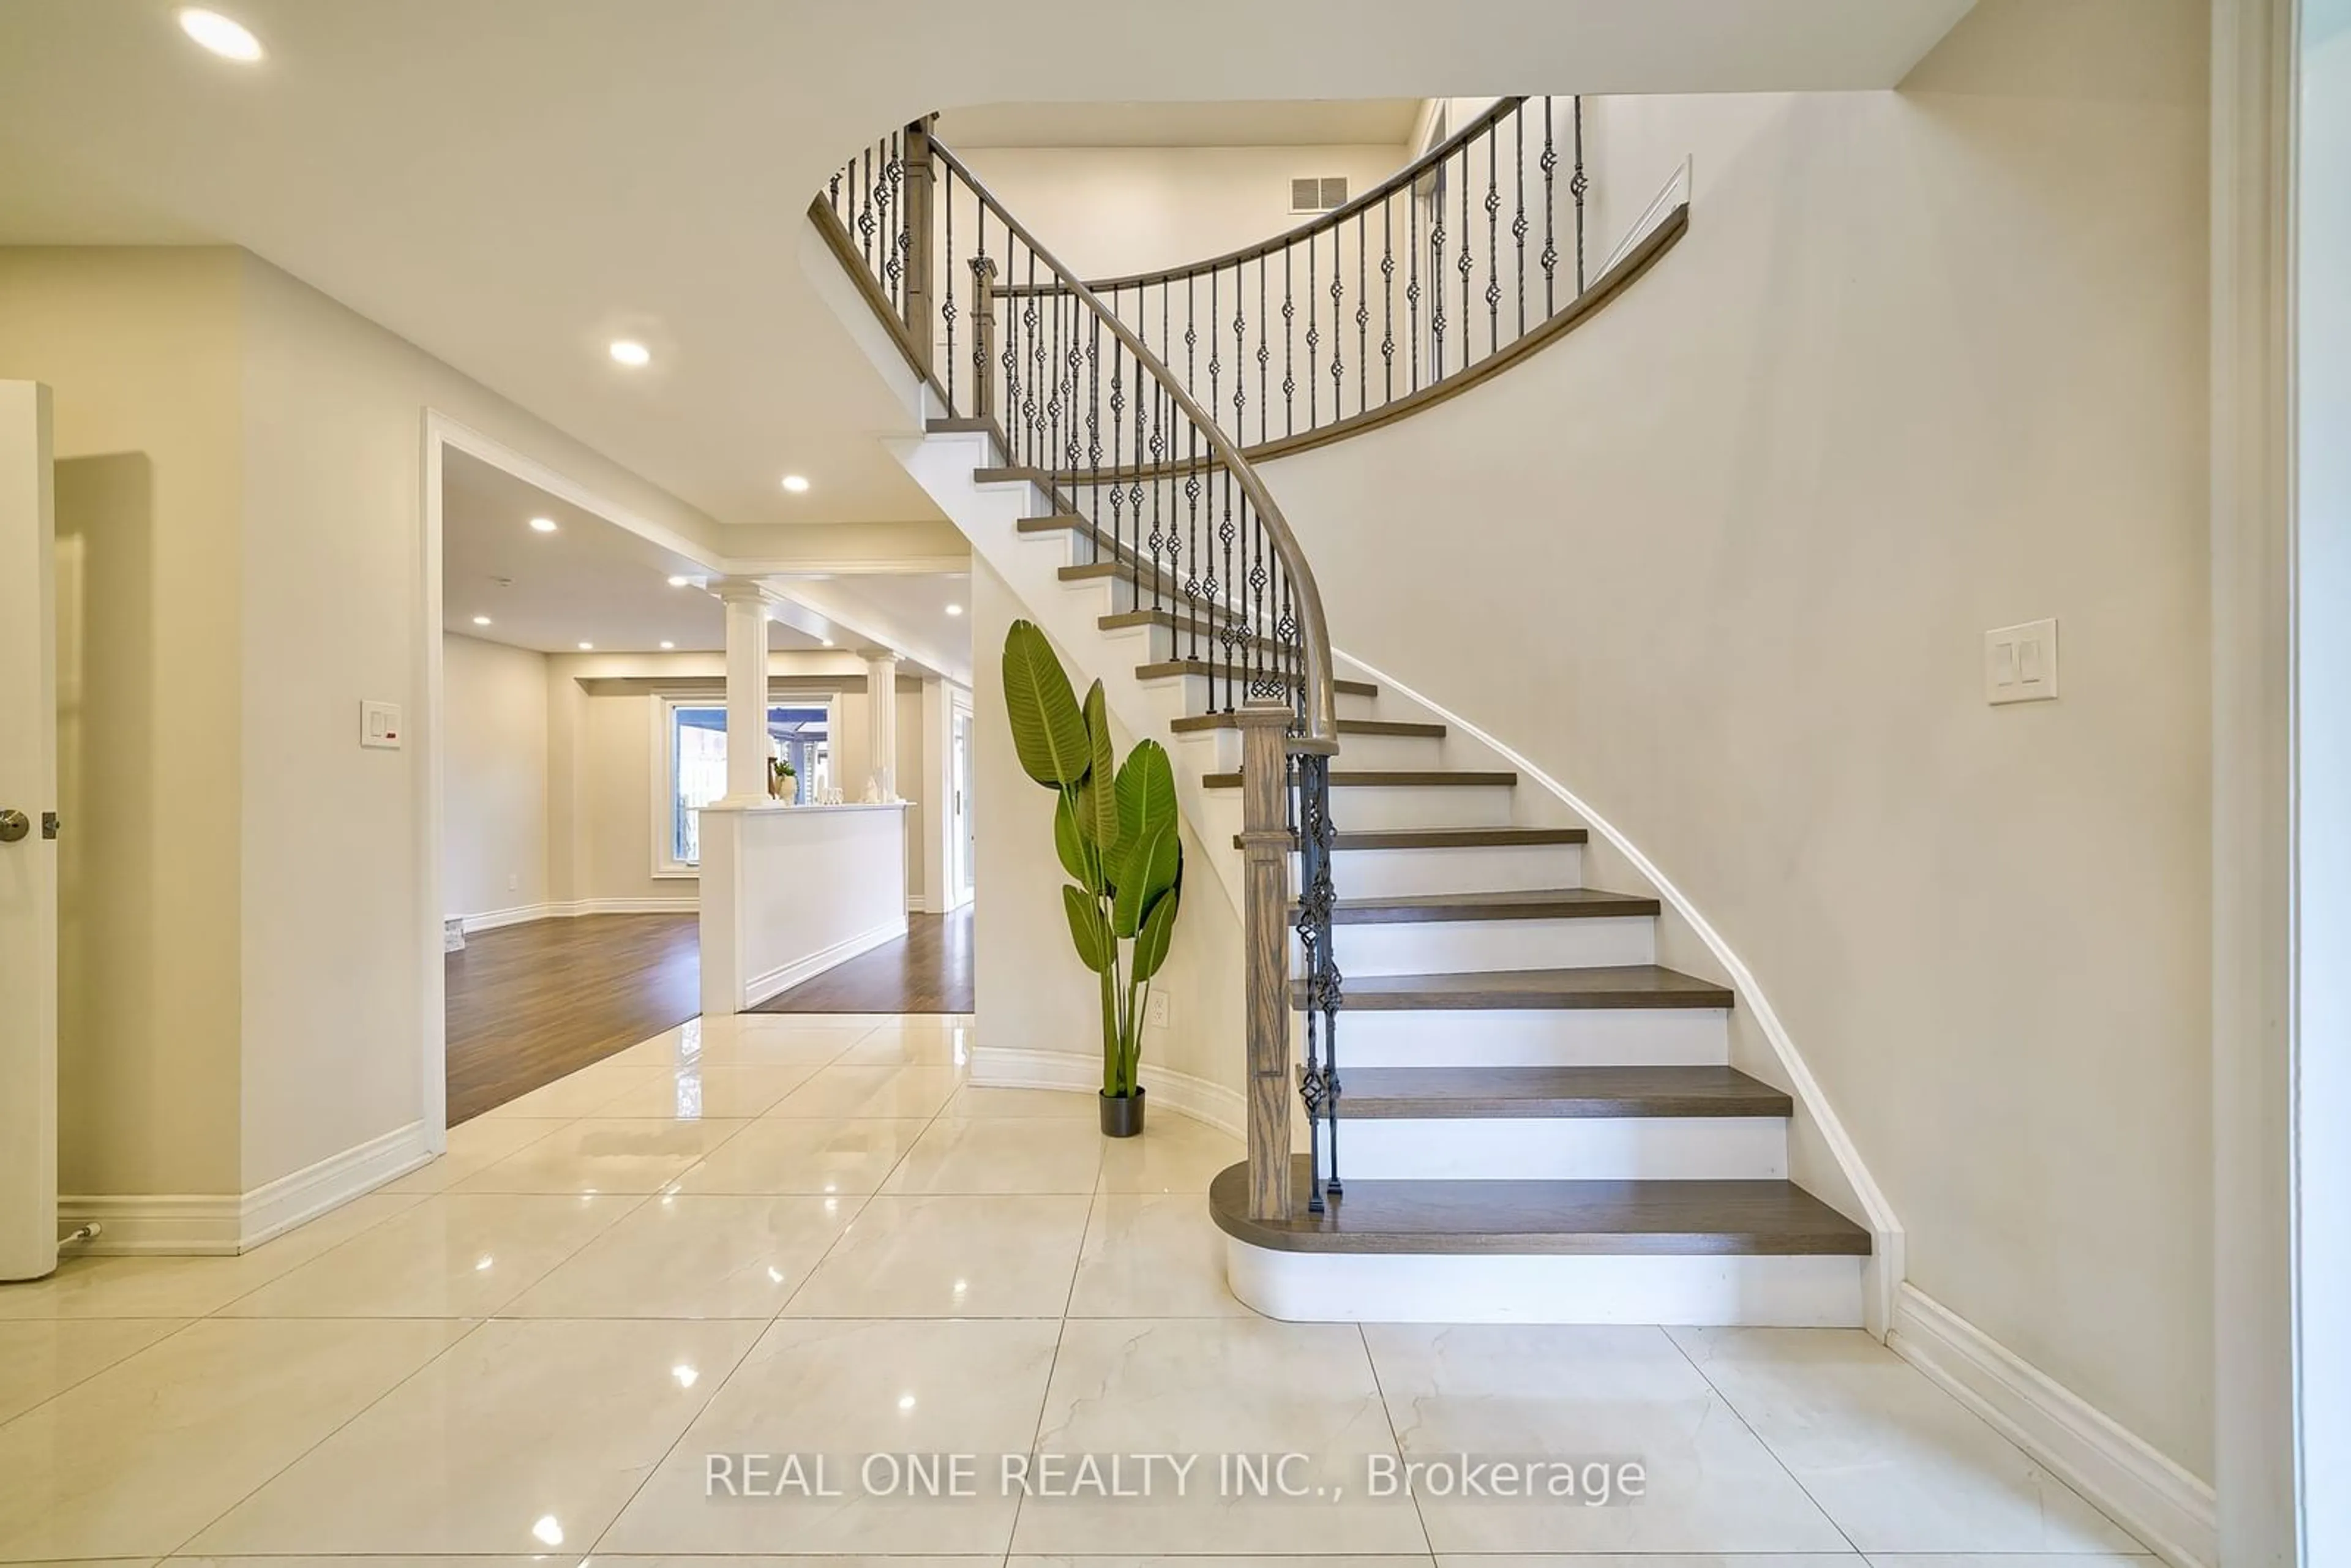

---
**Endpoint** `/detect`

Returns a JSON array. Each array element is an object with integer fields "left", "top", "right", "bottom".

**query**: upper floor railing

[{"left": 987, "top": 96, "right": 1680, "bottom": 458}]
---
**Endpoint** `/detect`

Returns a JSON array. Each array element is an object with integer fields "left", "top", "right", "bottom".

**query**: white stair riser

[
  {"left": 1328, "top": 732, "right": 1449, "bottom": 770},
  {"left": 1322, "top": 783, "right": 1517, "bottom": 830},
  {"left": 1322, "top": 842, "right": 1585, "bottom": 898},
  {"left": 1337, "top": 1116, "right": 1787, "bottom": 1181},
  {"left": 1142, "top": 672, "right": 1382, "bottom": 722},
  {"left": 1321, "top": 915, "right": 1655, "bottom": 975},
  {"left": 1311, "top": 1007, "right": 1729, "bottom": 1068},
  {"left": 1226, "top": 1241, "right": 1865, "bottom": 1327}
]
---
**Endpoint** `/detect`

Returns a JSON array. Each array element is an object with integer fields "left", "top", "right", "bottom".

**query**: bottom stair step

[
  {"left": 1209, "top": 1160, "right": 1867, "bottom": 1256},
  {"left": 1210, "top": 1160, "right": 1869, "bottom": 1326}
]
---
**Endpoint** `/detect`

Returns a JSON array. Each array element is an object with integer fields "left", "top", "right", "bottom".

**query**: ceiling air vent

[{"left": 1291, "top": 175, "right": 1350, "bottom": 215}]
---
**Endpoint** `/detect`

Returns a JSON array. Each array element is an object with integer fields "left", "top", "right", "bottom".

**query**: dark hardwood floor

[
  {"left": 444, "top": 913, "right": 700, "bottom": 1125},
  {"left": 752, "top": 904, "right": 975, "bottom": 1015}
]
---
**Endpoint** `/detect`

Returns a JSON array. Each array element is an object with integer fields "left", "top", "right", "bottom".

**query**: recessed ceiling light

[
  {"left": 609, "top": 339, "right": 651, "bottom": 367},
  {"left": 659, "top": 640, "right": 676, "bottom": 650},
  {"left": 667, "top": 574, "right": 690, "bottom": 587},
  {"left": 577, "top": 641, "right": 594, "bottom": 651},
  {"left": 471, "top": 615, "right": 492, "bottom": 626},
  {"left": 528, "top": 516, "right": 558, "bottom": 534},
  {"left": 781, "top": 474, "right": 811, "bottom": 493},
  {"left": 821, "top": 637, "right": 833, "bottom": 647},
  {"left": 945, "top": 604, "right": 964, "bottom": 617},
  {"left": 177, "top": 8, "right": 264, "bottom": 61}
]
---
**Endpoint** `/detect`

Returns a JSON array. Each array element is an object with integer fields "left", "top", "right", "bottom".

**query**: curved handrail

[{"left": 1050, "top": 97, "right": 1528, "bottom": 294}]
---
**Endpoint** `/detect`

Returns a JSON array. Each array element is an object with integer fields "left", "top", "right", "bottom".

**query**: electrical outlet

[
  {"left": 508, "top": 872, "right": 520, "bottom": 891},
  {"left": 1147, "top": 992, "right": 1172, "bottom": 1030}
]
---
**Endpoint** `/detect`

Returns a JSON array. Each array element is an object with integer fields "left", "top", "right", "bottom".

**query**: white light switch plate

[
  {"left": 360, "top": 699, "right": 403, "bottom": 748},
  {"left": 1984, "top": 619, "right": 2059, "bottom": 705}
]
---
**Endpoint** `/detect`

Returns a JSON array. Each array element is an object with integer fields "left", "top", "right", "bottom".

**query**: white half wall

[
  {"left": 1254, "top": 0, "right": 2214, "bottom": 1484},
  {"left": 697, "top": 801, "right": 909, "bottom": 1013}
]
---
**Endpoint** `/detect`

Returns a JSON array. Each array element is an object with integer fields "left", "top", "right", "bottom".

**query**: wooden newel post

[
  {"left": 901, "top": 118, "right": 936, "bottom": 377},
  {"left": 1234, "top": 701, "right": 1295, "bottom": 1221},
  {"left": 969, "top": 255, "right": 999, "bottom": 424}
]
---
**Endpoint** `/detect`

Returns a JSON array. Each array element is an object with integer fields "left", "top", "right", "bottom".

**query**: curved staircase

[{"left": 813, "top": 109, "right": 1869, "bottom": 1327}]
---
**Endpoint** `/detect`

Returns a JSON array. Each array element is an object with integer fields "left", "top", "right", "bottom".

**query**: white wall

[
  {"left": 953, "top": 143, "right": 1410, "bottom": 281},
  {"left": 1254, "top": 0, "right": 2214, "bottom": 1479},
  {"left": 2298, "top": 5, "right": 2351, "bottom": 1556},
  {"left": 440, "top": 632, "right": 549, "bottom": 921}
]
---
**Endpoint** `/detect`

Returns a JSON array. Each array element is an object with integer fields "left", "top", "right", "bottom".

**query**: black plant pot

[{"left": 1099, "top": 1087, "right": 1146, "bottom": 1138}]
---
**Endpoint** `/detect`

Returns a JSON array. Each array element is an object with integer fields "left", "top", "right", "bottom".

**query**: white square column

[
  {"left": 717, "top": 580, "right": 772, "bottom": 806},
  {"left": 864, "top": 652, "right": 900, "bottom": 801}
]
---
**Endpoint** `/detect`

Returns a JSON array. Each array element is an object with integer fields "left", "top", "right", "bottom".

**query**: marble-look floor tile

[
  {"left": 940, "top": 1084, "right": 1098, "bottom": 1119},
  {"left": 0, "top": 1193, "right": 422, "bottom": 1319},
  {"left": 219, "top": 1193, "right": 636, "bottom": 1317},
  {"left": 0, "top": 1317, "right": 189, "bottom": 1424},
  {"left": 838, "top": 1021, "right": 975, "bottom": 1065},
  {"left": 502, "top": 1193, "right": 862, "bottom": 1318},
  {"left": 782, "top": 1195, "right": 1089, "bottom": 1317},
  {"left": 452, "top": 1118, "right": 749, "bottom": 1194},
  {"left": 1364, "top": 1324, "right": 1849, "bottom": 1554},
  {"left": 882, "top": 1116, "right": 1106, "bottom": 1194},
  {"left": 1013, "top": 1559, "right": 1436, "bottom": 1568},
  {"left": 1860, "top": 1557, "right": 2155, "bottom": 1567},
  {"left": 1433, "top": 1558, "right": 1864, "bottom": 1568},
  {"left": 584, "top": 1063, "right": 820, "bottom": 1119},
  {"left": 765, "top": 1063, "right": 966, "bottom": 1119},
  {"left": 0, "top": 1317, "right": 470, "bottom": 1561},
  {"left": 1670, "top": 1328, "right": 2143, "bottom": 1555},
  {"left": 667, "top": 1116, "right": 931, "bottom": 1195},
  {"left": 1097, "top": 1116, "right": 1244, "bottom": 1193},
  {"left": 381, "top": 1114, "right": 569, "bottom": 1195},
  {"left": 1012, "top": 1317, "right": 1425, "bottom": 1556},
  {"left": 479, "top": 1059, "right": 670, "bottom": 1118},
  {"left": 601, "top": 1316, "right": 1062, "bottom": 1555},
  {"left": 188, "top": 1318, "right": 760, "bottom": 1556},
  {"left": 1068, "top": 1193, "right": 1251, "bottom": 1318}
]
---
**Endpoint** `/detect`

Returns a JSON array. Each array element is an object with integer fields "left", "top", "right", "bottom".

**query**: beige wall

[
  {"left": 970, "top": 558, "right": 1245, "bottom": 1105},
  {"left": 953, "top": 143, "right": 1410, "bottom": 281},
  {"left": 3, "top": 249, "right": 248, "bottom": 1197},
  {"left": 1257, "top": 0, "right": 2213, "bottom": 1476},
  {"left": 440, "top": 632, "right": 550, "bottom": 920}
]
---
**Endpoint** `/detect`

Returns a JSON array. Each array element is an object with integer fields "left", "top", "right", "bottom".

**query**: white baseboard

[
  {"left": 449, "top": 898, "right": 699, "bottom": 932},
  {"left": 61, "top": 1119, "right": 434, "bottom": 1258},
  {"left": 743, "top": 915, "right": 907, "bottom": 1008},
  {"left": 1888, "top": 1282, "right": 2214, "bottom": 1568},
  {"left": 969, "top": 1045, "right": 1245, "bottom": 1137}
]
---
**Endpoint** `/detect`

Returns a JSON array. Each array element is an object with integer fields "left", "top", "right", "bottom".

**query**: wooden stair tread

[
  {"left": 1137, "top": 659, "right": 1377, "bottom": 698},
  {"left": 1324, "top": 887, "right": 1658, "bottom": 923},
  {"left": 925, "top": 416, "right": 999, "bottom": 435},
  {"left": 1210, "top": 1160, "right": 1869, "bottom": 1256},
  {"left": 1302, "top": 965, "right": 1734, "bottom": 1011},
  {"left": 1175, "top": 714, "right": 1441, "bottom": 738},
  {"left": 1334, "top": 827, "right": 1586, "bottom": 850},
  {"left": 1207, "top": 769, "right": 1514, "bottom": 789},
  {"left": 1341, "top": 1065, "right": 1790, "bottom": 1119}
]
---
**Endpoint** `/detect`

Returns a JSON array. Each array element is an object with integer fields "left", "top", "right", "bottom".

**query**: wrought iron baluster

[
  {"left": 1185, "top": 411, "right": 1203, "bottom": 666},
  {"left": 1458, "top": 144, "right": 1473, "bottom": 369},
  {"left": 1484, "top": 131, "right": 1501, "bottom": 359},
  {"left": 1108, "top": 286, "right": 1125, "bottom": 579},
  {"left": 1354, "top": 210, "right": 1368, "bottom": 420},
  {"left": 1428, "top": 163, "right": 1447, "bottom": 379},
  {"left": 1281, "top": 247, "right": 1295, "bottom": 438},
  {"left": 1304, "top": 231, "right": 1319, "bottom": 431},
  {"left": 858, "top": 145, "right": 874, "bottom": 271},
  {"left": 940, "top": 163, "right": 958, "bottom": 416},
  {"left": 1410, "top": 178, "right": 1423, "bottom": 389},
  {"left": 1381, "top": 199, "right": 1396, "bottom": 406},
  {"left": 1512, "top": 107, "right": 1528, "bottom": 339},
  {"left": 1540, "top": 96, "right": 1559, "bottom": 317},
  {"left": 1257, "top": 259, "right": 1269, "bottom": 446},
  {"left": 1572, "top": 96, "right": 1589, "bottom": 294}
]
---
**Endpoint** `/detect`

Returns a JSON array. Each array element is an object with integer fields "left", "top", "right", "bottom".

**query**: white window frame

[{"left": 652, "top": 691, "right": 843, "bottom": 877}]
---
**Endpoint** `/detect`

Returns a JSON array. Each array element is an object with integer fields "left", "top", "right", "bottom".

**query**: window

[{"left": 659, "top": 699, "right": 833, "bottom": 871}]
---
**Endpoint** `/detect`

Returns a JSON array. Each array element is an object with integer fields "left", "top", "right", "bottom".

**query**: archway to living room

[{"left": 427, "top": 429, "right": 975, "bottom": 1125}]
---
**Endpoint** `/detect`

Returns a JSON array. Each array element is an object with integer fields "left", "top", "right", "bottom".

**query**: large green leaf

[
  {"left": 1061, "top": 884, "right": 1112, "bottom": 973},
  {"left": 1107, "top": 741, "right": 1182, "bottom": 929},
  {"left": 1079, "top": 681, "right": 1120, "bottom": 849},
  {"left": 1002, "top": 621, "right": 1090, "bottom": 789},
  {"left": 1131, "top": 880, "right": 1182, "bottom": 983},
  {"left": 1053, "top": 792, "right": 1101, "bottom": 893}
]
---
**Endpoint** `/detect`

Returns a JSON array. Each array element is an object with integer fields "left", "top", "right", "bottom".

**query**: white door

[
  {"left": 0, "top": 383, "right": 59, "bottom": 1281},
  {"left": 951, "top": 707, "right": 975, "bottom": 902}
]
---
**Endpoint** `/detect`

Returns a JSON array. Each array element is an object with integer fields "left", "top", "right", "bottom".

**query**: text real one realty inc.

[{"left": 705, "top": 1452, "right": 1648, "bottom": 1504}]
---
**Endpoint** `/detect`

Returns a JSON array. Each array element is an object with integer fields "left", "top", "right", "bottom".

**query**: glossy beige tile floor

[{"left": 0, "top": 1011, "right": 2156, "bottom": 1566}]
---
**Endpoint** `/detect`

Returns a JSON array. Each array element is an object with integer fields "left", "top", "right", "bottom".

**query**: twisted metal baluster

[
  {"left": 1540, "top": 96, "right": 1560, "bottom": 317},
  {"left": 1281, "top": 248, "right": 1296, "bottom": 438},
  {"left": 940, "top": 164, "right": 958, "bottom": 416},
  {"left": 1295, "top": 751, "right": 1341, "bottom": 1212},
  {"left": 1257, "top": 259, "right": 1270, "bottom": 446},
  {"left": 1303, "top": 233, "right": 1318, "bottom": 431},
  {"left": 1572, "top": 96, "right": 1589, "bottom": 294},
  {"left": 1484, "top": 132, "right": 1502, "bottom": 359},
  {"left": 1353, "top": 211, "right": 1368, "bottom": 421},
  {"left": 1512, "top": 107, "right": 1529, "bottom": 339},
  {"left": 1381, "top": 200, "right": 1396, "bottom": 406},
  {"left": 1427, "top": 165, "right": 1445, "bottom": 378},
  {"left": 1458, "top": 145, "right": 1474, "bottom": 368}
]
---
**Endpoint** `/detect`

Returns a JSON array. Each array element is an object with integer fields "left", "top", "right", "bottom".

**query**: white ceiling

[
  {"left": 937, "top": 99, "right": 1424, "bottom": 149},
  {"left": 443, "top": 447, "right": 972, "bottom": 677},
  {"left": 0, "top": 0, "right": 1974, "bottom": 534}
]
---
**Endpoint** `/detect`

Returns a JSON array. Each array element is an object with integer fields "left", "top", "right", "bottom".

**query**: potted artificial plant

[{"left": 1001, "top": 619, "right": 1182, "bottom": 1136}]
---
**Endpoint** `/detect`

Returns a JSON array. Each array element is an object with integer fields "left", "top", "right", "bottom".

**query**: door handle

[{"left": 0, "top": 809, "right": 26, "bottom": 844}]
